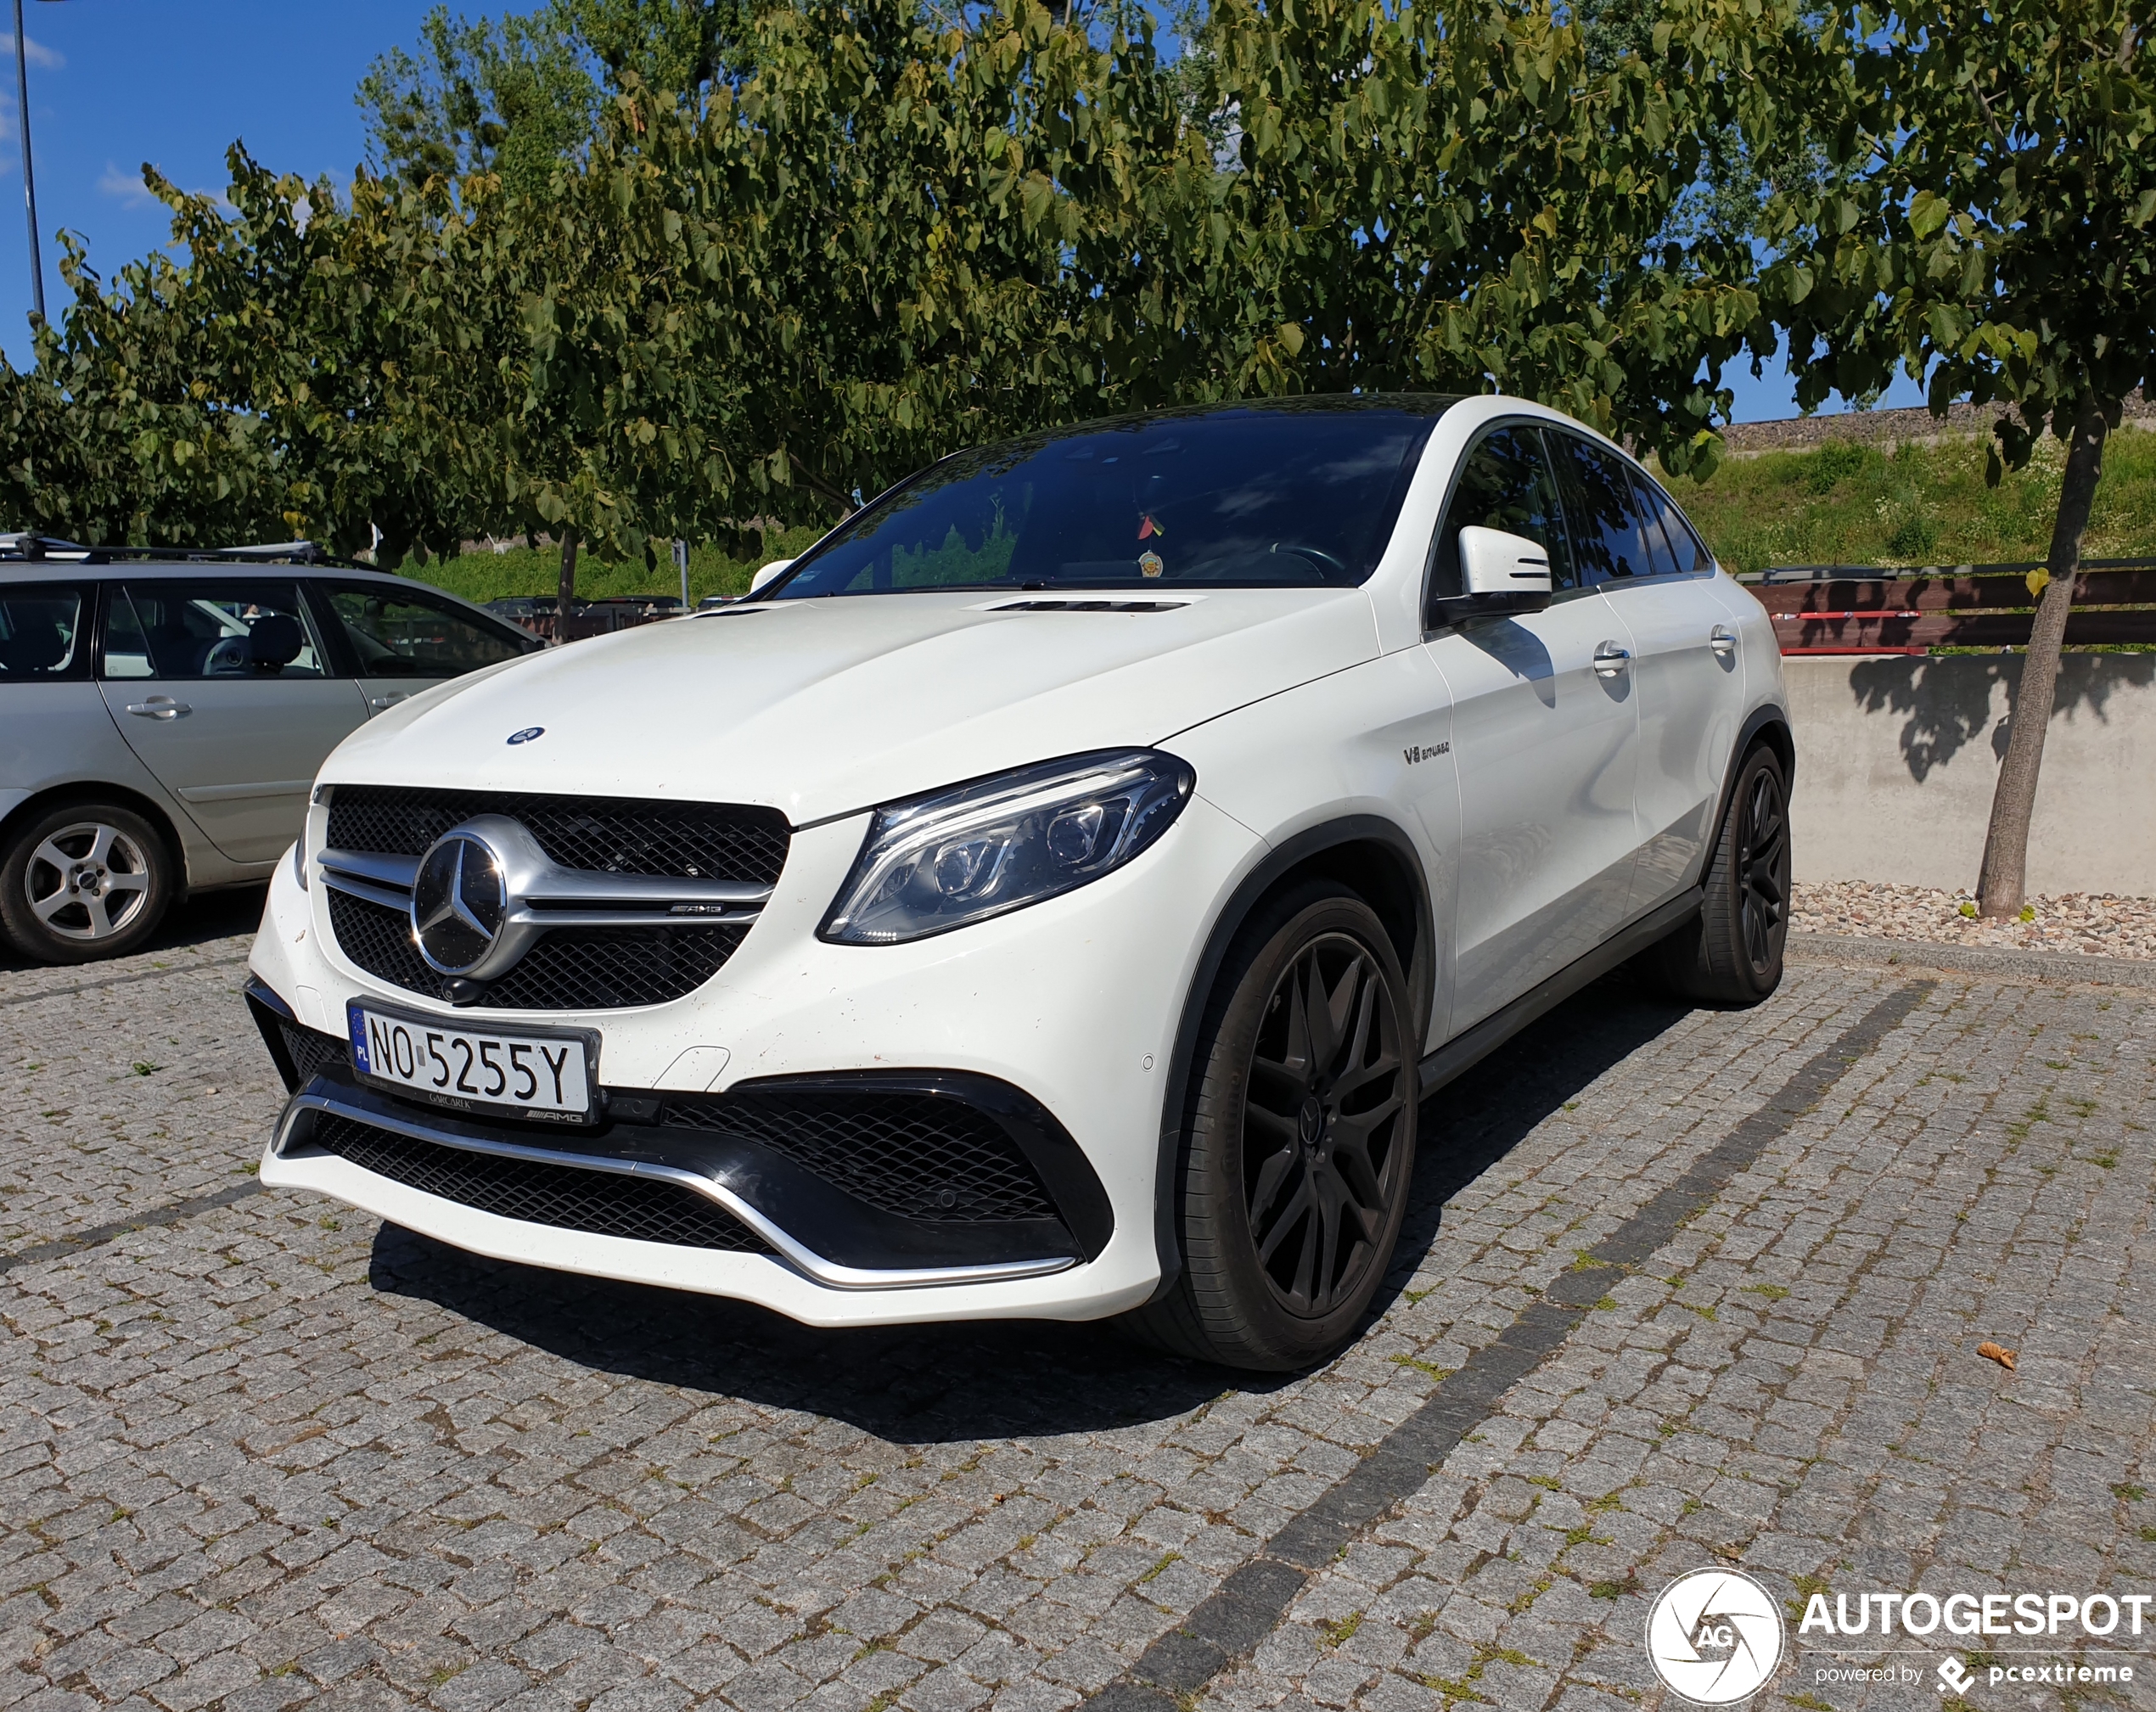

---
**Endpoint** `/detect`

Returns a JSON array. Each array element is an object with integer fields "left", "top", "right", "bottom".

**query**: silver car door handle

[
  {"left": 1710, "top": 625, "right": 1738, "bottom": 655},
  {"left": 125, "top": 698, "right": 191, "bottom": 719},
  {"left": 368, "top": 693, "right": 412, "bottom": 711},
  {"left": 1592, "top": 642, "right": 1631, "bottom": 677}
]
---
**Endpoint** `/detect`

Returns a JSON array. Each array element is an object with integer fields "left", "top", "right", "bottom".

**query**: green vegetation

[
  {"left": 1662, "top": 429, "right": 2156, "bottom": 575},
  {"left": 410, "top": 523, "right": 827, "bottom": 606}
]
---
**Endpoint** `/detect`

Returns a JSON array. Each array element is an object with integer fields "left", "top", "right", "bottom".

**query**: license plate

[{"left": 348, "top": 1002, "right": 598, "bottom": 1124}]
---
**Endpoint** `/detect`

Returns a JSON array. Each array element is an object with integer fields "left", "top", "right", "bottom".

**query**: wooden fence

[{"left": 1737, "top": 559, "right": 2156, "bottom": 654}]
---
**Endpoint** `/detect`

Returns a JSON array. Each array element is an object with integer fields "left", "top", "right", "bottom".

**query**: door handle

[
  {"left": 368, "top": 693, "right": 412, "bottom": 712},
  {"left": 125, "top": 698, "right": 191, "bottom": 720},
  {"left": 1710, "top": 625, "right": 1738, "bottom": 656},
  {"left": 1592, "top": 642, "right": 1631, "bottom": 678}
]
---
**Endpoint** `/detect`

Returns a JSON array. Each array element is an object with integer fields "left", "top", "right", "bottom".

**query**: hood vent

[{"left": 986, "top": 598, "right": 1189, "bottom": 614}]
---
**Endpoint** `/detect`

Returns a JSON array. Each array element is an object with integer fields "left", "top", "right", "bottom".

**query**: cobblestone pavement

[{"left": 3, "top": 912, "right": 2153, "bottom": 1712}]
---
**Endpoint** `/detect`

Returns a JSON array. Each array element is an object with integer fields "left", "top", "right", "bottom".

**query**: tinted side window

[
  {"left": 322, "top": 584, "right": 531, "bottom": 678},
  {"left": 0, "top": 584, "right": 87, "bottom": 679},
  {"left": 103, "top": 582, "right": 326, "bottom": 679},
  {"left": 1552, "top": 434, "right": 1658, "bottom": 584},
  {"left": 1635, "top": 475, "right": 1711, "bottom": 575},
  {"left": 1427, "top": 426, "right": 1575, "bottom": 614}
]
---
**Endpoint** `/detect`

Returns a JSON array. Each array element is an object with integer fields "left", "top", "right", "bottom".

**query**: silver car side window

[
  {"left": 0, "top": 584, "right": 86, "bottom": 678},
  {"left": 104, "top": 582, "right": 328, "bottom": 680}
]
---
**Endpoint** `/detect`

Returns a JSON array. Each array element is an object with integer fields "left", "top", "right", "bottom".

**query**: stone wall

[{"left": 1783, "top": 653, "right": 2156, "bottom": 895}]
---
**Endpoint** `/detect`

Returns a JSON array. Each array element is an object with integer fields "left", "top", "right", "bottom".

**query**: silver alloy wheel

[{"left": 25, "top": 822, "right": 155, "bottom": 940}]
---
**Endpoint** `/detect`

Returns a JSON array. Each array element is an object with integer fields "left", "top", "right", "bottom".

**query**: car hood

[{"left": 323, "top": 587, "right": 1380, "bottom": 823}]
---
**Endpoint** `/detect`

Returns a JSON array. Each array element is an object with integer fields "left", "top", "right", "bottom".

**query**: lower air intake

[
  {"left": 307, "top": 1114, "right": 768, "bottom": 1253},
  {"left": 279, "top": 1020, "right": 346, "bottom": 1086},
  {"left": 660, "top": 1089, "right": 1058, "bottom": 1223}
]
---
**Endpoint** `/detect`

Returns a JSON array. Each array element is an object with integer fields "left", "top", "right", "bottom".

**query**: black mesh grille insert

[
  {"left": 661, "top": 1090, "right": 1058, "bottom": 1223},
  {"left": 326, "top": 786, "right": 789, "bottom": 884},
  {"left": 308, "top": 1114, "right": 768, "bottom": 1252},
  {"left": 279, "top": 1020, "right": 345, "bottom": 1086},
  {"left": 327, "top": 888, "right": 745, "bottom": 1009}
]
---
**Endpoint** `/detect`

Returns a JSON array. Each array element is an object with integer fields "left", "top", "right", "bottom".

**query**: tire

[
  {"left": 1126, "top": 884, "right": 1418, "bottom": 1370},
  {"left": 1636, "top": 744, "right": 1792, "bottom": 1005},
  {"left": 0, "top": 802, "right": 174, "bottom": 965}
]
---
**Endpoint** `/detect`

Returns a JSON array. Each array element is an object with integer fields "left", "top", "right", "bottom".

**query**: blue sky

[{"left": 1, "top": 2, "right": 1920, "bottom": 422}]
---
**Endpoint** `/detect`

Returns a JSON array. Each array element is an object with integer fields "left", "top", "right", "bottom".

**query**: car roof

[{"left": 0, "top": 552, "right": 519, "bottom": 629}]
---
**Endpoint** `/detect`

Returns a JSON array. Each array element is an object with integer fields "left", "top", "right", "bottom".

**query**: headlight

[{"left": 820, "top": 749, "right": 1195, "bottom": 945}]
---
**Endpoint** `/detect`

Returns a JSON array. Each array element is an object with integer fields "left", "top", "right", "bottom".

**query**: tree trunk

[
  {"left": 557, "top": 530, "right": 579, "bottom": 628},
  {"left": 1974, "top": 396, "right": 2108, "bottom": 917}
]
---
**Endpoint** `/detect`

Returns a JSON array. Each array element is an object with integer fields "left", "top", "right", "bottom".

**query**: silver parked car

[{"left": 0, "top": 537, "right": 542, "bottom": 964}]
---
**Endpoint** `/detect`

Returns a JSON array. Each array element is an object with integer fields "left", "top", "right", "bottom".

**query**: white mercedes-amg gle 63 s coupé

[{"left": 248, "top": 394, "right": 1793, "bottom": 1370}]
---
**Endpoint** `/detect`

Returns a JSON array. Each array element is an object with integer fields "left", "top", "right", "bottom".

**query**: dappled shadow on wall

[{"left": 1845, "top": 653, "right": 2156, "bottom": 783}]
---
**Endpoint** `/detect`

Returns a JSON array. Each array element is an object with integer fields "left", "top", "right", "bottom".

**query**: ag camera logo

[{"left": 1646, "top": 1569, "right": 1785, "bottom": 1704}]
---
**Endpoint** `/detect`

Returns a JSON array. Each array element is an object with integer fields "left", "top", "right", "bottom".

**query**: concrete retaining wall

[{"left": 1783, "top": 654, "right": 2156, "bottom": 895}]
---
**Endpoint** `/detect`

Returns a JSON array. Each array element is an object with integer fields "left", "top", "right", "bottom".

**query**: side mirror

[
  {"left": 1430, "top": 526, "right": 1555, "bottom": 624},
  {"left": 750, "top": 558, "right": 795, "bottom": 593}
]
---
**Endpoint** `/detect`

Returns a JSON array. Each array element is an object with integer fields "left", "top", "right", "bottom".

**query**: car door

[
  {"left": 98, "top": 577, "right": 369, "bottom": 865},
  {"left": 1549, "top": 431, "right": 1743, "bottom": 913},
  {"left": 1423, "top": 424, "right": 1642, "bottom": 1030},
  {"left": 312, "top": 581, "right": 537, "bottom": 717}
]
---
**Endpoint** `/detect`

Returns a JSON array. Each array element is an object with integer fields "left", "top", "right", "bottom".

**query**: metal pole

[{"left": 13, "top": 0, "right": 43, "bottom": 323}]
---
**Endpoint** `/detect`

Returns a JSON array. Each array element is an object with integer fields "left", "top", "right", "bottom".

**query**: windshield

[{"left": 770, "top": 399, "right": 1456, "bottom": 598}]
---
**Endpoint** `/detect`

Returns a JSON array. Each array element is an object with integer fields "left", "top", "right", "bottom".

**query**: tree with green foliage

[
  {"left": 1148, "top": 0, "right": 1809, "bottom": 472},
  {"left": 1767, "top": 0, "right": 2156, "bottom": 916},
  {"left": 358, "top": 0, "right": 745, "bottom": 194}
]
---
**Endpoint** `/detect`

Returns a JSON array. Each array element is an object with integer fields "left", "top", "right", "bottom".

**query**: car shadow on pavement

[
  {"left": 368, "top": 968, "right": 1694, "bottom": 1439},
  {"left": 1375, "top": 970, "right": 1695, "bottom": 1312},
  {"left": 368, "top": 1224, "right": 1261, "bottom": 1440},
  {"left": 0, "top": 884, "right": 267, "bottom": 974}
]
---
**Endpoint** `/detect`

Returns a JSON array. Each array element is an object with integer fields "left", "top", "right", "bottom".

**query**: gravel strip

[{"left": 1792, "top": 878, "right": 2156, "bottom": 959}]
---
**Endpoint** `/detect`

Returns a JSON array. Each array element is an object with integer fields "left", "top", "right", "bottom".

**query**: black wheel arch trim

[
  {"left": 1690, "top": 703, "right": 1794, "bottom": 894},
  {"left": 1149, "top": 813, "right": 1436, "bottom": 1302}
]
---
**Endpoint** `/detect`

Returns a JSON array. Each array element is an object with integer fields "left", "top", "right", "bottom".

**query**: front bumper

[{"left": 247, "top": 794, "right": 1262, "bottom": 1326}]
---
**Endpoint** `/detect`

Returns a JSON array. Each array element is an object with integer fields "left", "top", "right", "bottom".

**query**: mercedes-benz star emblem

[{"left": 411, "top": 834, "right": 508, "bottom": 974}]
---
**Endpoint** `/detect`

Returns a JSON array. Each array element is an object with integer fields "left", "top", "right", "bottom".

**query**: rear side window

[
  {"left": 1428, "top": 426, "right": 1575, "bottom": 615},
  {"left": 0, "top": 584, "right": 86, "bottom": 679},
  {"left": 1633, "top": 474, "right": 1712, "bottom": 575},
  {"left": 320, "top": 583, "right": 531, "bottom": 678},
  {"left": 102, "top": 582, "right": 327, "bottom": 679},
  {"left": 1551, "top": 434, "right": 1659, "bottom": 584}
]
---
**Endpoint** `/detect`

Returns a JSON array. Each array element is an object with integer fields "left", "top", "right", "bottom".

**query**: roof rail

[{"left": 0, "top": 533, "right": 367, "bottom": 569}]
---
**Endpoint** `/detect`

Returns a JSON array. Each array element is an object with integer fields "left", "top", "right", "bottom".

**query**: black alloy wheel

[
  {"left": 1243, "top": 932, "right": 1409, "bottom": 1318},
  {"left": 1125, "top": 884, "right": 1418, "bottom": 1370},
  {"left": 1736, "top": 759, "right": 1791, "bottom": 976},
  {"left": 1635, "top": 743, "right": 1791, "bottom": 1005}
]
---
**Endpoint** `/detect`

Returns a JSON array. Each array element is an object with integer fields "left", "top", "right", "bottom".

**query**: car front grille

[
  {"left": 308, "top": 1113, "right": 769, "bottom": 1253},
  {"left": 661, "top": 1089, "right": 1058, "bottom": 1223},
  {"left": 326, "top": 888, "right": 746, "bottom": 1010},
  {"left": 326, "top": 786, "right": 789, "bottom": 884}
]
